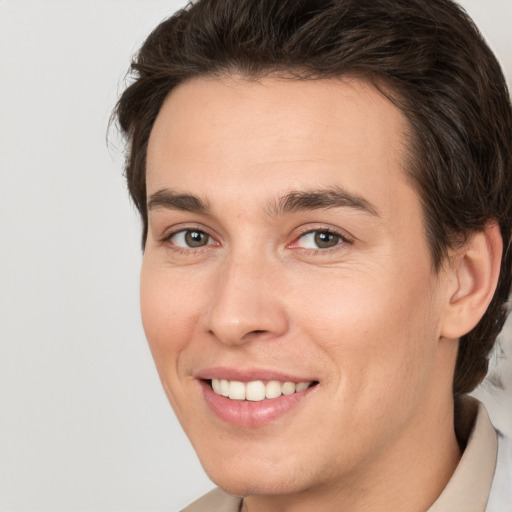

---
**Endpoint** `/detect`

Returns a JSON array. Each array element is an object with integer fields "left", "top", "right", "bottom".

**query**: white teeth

[
  {"left": 228, "top": 380, "right": 246, "bottom": 400},
  {"left": 265, "top": 380, "right": 282, "bottom": 399},
  {"left": 246, "top": 381, "right": 266, "bottom": 401},
  {"left": 295, "top": 382, "right": 310, "bottom": 392},
  {"left": 282, "top": 382, "right": 296, "bottom": 395},
  {"left": 219, "top": 379, "right": 230, "bottom": 397},
  {"left": 211, "top": 378, "right": 314, "bottom": 401},
  {"left": 212, "top": 378, "right": 221, "bottom": 394}
]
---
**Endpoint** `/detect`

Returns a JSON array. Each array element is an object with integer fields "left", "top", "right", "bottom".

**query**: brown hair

[{"left": 114, "top": 0, "right": 512, "bottom": 395}]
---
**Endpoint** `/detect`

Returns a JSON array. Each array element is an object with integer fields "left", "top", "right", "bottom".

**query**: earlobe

[{"left": 440, "top": 223, "right": 502, "bottom": 340}]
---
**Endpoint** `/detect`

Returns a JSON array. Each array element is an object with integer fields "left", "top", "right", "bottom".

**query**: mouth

[
  {"left": 195, "top": 367, "right": 320, "bottom": 427},
  {"left": 199, "top": 375, "right": 319, "bottom": 427},
  {"left": 209, "top": 378, "right": 318, "bottom": 401}
]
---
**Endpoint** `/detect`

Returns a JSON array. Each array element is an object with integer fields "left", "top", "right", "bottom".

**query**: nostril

[{"left": 205, "top": 299, "right": 289, "bottom": 345}]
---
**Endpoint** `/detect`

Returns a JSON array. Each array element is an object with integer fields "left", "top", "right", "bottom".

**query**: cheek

[
  {"left": 139, "top": 260, "right": 201, "bottom": 369},
  {"left": 294, "top": 264, "right": 441, "bottom": 400}
]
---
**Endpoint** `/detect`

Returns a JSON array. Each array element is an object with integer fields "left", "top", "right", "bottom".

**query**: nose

[{"left": 203, "top": 254, "right": 289, "bottom": 346}]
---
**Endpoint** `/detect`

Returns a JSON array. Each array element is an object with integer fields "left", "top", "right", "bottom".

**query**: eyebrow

[
  {"left": 147, "top": 189, "right": 211, "bottom": 214},
  {"left": 268, "top": 186, "right": 380, "bottom": 217},
  {"left": 147, "top": 186, "right": 379, "bottom": 217}
]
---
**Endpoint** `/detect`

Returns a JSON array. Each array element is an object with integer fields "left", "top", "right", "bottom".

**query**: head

[
  {"left": 116, "top": 0, "right": 512, "bottom": 397},
  {"left": 114, "top": 0, "right": 512, "bottom": 502}
]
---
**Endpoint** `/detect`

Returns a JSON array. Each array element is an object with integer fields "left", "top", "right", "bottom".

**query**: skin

[{"left": 142, "top": 76, "right": 472, "bottom": 512}]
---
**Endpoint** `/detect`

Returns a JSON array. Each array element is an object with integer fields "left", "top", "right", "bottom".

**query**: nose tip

[
  {"left": 206, "top": 300, "right": 289, "bottom": 346},
  {"left": 207, "top": 319, "right": 275, "bottom": 346},
  {"left": 203, "top": 264, "right": 289, "bottom": 346}
]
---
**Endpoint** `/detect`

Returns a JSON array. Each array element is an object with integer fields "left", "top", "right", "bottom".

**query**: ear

[{"left": 440, "top": 223, "right": 503, "bottom": 340}]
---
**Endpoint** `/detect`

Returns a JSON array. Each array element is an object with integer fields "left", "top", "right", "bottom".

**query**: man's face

[{"left": 142, "top": 77, "right": 457, "bottom": 497}]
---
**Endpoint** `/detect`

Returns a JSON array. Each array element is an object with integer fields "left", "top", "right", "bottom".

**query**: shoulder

[
  {"left": 180, "top": 487, "right": 242, "bottom": 512},
  {"left": 485, "top": 430, "right": 512, "bottom": 512}
]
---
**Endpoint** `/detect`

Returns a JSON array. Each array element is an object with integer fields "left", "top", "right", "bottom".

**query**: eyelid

[
  {"left": 289, "top": 225, "right": 355, "bottom": 250},
  {"left": 159, "top": 224, "right": 219, "bottom": 249}
]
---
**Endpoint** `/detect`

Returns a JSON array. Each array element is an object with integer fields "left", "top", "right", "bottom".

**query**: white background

[{"left": 0, "top": 1, "right": 511, "bottom": 511}]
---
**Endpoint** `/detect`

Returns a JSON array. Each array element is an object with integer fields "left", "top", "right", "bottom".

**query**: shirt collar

[{"left": 426, "top": 397, "right": 497, "bottom": 512}]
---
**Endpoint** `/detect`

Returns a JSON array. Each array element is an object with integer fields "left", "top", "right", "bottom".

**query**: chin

[
  {"left": 208, "top": 473, "right": 302, "bottom": 498},
  {"left": 198, "top": 450, "right": 320, "bottom": 498}
]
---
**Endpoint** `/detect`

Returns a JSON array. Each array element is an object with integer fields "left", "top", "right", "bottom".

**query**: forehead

[{"left": 146, "top": 76, "right": 416, "bottom": 224}]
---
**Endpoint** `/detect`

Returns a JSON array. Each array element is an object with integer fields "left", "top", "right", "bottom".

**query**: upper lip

[{"left": 194, "top": 366, "right": 318, "bottom": 383}]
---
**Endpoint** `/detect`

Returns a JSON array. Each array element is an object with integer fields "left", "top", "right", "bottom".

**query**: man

[{"left": 114, "top": 0, "right": 512, "bottom": 510}]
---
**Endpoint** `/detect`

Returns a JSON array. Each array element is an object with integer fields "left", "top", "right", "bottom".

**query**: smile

[
  {"left": 211, "top": 379, "right": 315, "bottom": 401},
  {"left": 202, "top": 377, "right": 318, "bottom": 427}
]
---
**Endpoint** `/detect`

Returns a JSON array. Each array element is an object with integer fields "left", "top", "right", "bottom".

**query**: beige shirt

[{"left": 181, "top": 399, "right": 501, "bottom": 512}]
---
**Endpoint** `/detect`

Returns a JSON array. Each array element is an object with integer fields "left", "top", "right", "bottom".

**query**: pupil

[
  {"left": 185, "top": 230, "right": 207, "bottom": 247},
  {"left": 314, "top": 231, "right": 338, "bottom": 248}
]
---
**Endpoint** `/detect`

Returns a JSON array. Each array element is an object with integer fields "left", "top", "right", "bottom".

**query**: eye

[
  {"left": 296, "top": 230, "right": 343, "bottom": 249},
  {"left": 168, "top": 229, "right": 213, "bottom": 248}
]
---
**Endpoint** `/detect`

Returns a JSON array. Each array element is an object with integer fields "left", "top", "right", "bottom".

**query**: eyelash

[
  {"left": 159, "top": 225, "right": 354, "bottom": 254},
  {"left": 160, "top": 226, "right": 217, "bottom": 253},
  {"left": 291, "top": 226, "right": 353, "bottom": 253}
]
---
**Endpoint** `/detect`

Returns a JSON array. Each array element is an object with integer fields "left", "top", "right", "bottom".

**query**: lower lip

[{"left": 200, "top": 380, "right": 315, "bottom": 427}]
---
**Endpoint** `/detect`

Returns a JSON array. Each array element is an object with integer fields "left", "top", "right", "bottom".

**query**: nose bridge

[{"left": 204, "top": 245, "right": 288, "bottom": 345}]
